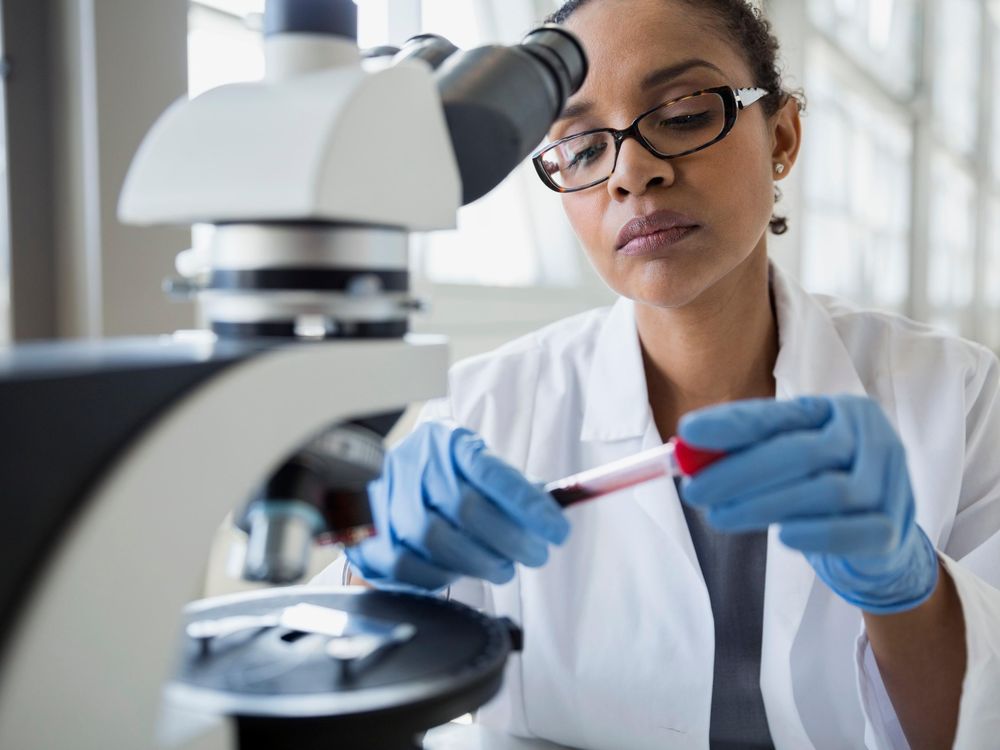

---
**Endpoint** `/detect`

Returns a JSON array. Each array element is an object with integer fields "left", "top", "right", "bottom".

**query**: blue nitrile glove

[
  {"left": 346, "top": 421, "right": 570, "bottom": 592},
  {"left": 679, "top": 396, "right": 939, "bottom": 615}
]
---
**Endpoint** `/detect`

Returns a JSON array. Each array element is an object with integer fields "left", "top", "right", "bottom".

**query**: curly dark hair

[{"left": 546, "top": 0, "right": 805, "bottom": 235}]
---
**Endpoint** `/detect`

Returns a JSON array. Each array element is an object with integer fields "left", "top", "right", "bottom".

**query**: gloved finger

[
  {"left": 428, "top": 478, "right": 550, "bottom": 568},
  {"left": 678, "top": 396, "right": 833, "bottom": 452},
  {"left": 703, "top": 471, "right": 872, "bottom": 531},
  {"left": 842, "top": 398, "right": 910, "bottom": 518},
  {"left": 451, "top": 434, "right": 570, "bottom": 545},
  {"left": 777, "top": 513, "right": 897, "bottom": 555},
  {"left": 346, "top": 539, "right": 456, "bottom": 592},
  {"left": 682, "top": 423, "right": 854, "bottom": 508},
  {"left": 419, "top": 436, "right": 556, "bottom": 564},
  {"left": 392, "top": 504, "right": 516, "bottom": 585}
]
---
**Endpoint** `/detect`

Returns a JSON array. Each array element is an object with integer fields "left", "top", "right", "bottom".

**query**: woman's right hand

[{"left": 345, "top": 422, "right": 570, "bottom": 592}]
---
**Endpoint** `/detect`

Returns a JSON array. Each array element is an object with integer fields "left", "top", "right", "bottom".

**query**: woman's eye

[{"left": 566, "top": 142, "right": 607, "bottom": 170}]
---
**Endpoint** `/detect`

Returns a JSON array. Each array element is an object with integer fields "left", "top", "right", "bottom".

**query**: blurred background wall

[{"left": 0, "top": 0, "right": 997, "bottom": 356}]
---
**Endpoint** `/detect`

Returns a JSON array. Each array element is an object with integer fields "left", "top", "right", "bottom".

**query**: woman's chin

[
  {"left": 631, "top": 289, "right": 705, "bottom": 311},
  {"left": 612, "top": 247, "right": 763, "bottom": 311},
  {"left": 619, "top": 269, "right": 717, "bottom": 311}
]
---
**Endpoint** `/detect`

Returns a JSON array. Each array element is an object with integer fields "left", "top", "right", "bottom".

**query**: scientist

[{"left": 317, "top": 0, "right": 1000, "bottom": 747}]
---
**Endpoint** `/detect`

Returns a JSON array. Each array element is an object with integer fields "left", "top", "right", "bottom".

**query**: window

[
  {"left": 982, "top": 197, "right": 1000, "bottom": 350},
  {"left": 807, "top": 0, "right": 920, "bottom": 97},
  {"left": 420, "top": 0, "right": 482, "bottom": 49},
  {"left": 801, "top": 42, "right": 912, "bottom": 311},
  {"left": 925, "top": 0, "right": 989, "bottom": 333},
  {"left": 415, "top": 168, "right": 549, "bottom": 287},
  {"left": 188, "top": 1, "right": 265, "bottom": 98},
  {"left": 782, "top": 0, "right": 1000, "bottom": 348},
  {"left": 927, "top": 152, "right": 977, "bottom": 333},
  {"left": 932, "top": 0, "right": 981, "bottom": 157},
  {"left": 993, "top": 17, "right": 1000, "bottom": 185}
]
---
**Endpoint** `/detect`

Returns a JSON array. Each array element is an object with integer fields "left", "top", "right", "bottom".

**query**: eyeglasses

[{"left": 531, "top": 86, "right": 770, "bottom": 193}]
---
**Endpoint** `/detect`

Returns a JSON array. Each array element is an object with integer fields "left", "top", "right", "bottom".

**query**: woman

[{"left": 318, "top": 1, "right": 1000, "bottom": 747}]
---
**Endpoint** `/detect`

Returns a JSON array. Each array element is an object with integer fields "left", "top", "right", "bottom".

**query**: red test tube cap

[{"left": 672, "top": 437, "right": 726, "bottom": 476}]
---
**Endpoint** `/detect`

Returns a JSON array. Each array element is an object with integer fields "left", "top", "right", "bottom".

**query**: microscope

[{"left": 0, "top": 1, "right": 586, "bottom": 748}]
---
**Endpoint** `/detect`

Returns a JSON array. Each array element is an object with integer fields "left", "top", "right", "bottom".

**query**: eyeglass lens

[{"left": 539, "top": 92, "right": 728, "bottom": 190}]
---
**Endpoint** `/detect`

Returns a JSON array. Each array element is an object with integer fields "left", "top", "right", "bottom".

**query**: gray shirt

[{"left": 676, "top": 478, "right": 774, "bottom": 749}]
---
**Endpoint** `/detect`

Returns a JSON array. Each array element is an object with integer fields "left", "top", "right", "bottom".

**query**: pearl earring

[{"left": 774, "top": 163, "right": 785, "bottom": 175}]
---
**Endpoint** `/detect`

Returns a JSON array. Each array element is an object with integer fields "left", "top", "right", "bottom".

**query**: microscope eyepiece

[
  {"left": 394, "top": 34, "right": 460, "bottom": 71},
  {"left": 519, "top": 25, "right": 588, "bottom": 109},
  {"left": 362, "top": 45, "right": 401, "bottom": 60},
  {"left": 435, "top": 26, "right": 589, "bottom": 205}
]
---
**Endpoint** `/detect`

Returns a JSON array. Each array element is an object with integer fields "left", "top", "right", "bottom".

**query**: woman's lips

[
  {"left": 615, "top": 209, "right": 701, "bottom": 256},
  {"left": 618, "top": 225, "right": 699, "bottom": 256}
]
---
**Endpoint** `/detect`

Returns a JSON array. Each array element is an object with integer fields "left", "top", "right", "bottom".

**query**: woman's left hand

[{"left": 679, "top": 395, "right": 939, "bottom": 615}]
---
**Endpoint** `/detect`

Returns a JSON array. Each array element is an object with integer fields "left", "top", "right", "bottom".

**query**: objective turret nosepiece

[{"left": 235, "top": 423, "right": 383, "bottom": 584}]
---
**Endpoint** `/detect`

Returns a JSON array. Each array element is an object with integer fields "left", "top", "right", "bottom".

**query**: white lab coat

[{"left": 318, "top": 264, "right": 1000, "bottom": 749}]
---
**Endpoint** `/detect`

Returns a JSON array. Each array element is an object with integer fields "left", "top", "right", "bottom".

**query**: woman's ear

[{"left": 770, "top": 97, "right": 802, "bottom": 180}]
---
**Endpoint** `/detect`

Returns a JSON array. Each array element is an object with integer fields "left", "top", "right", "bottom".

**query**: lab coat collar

[
  {"left": 769, "top": 263, "right": 868, "bottom": 401},
  {"left": 579, "top": 263, "right": 869, "bottom": 444}
]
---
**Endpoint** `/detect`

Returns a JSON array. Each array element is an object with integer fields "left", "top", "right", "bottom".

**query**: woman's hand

[
  {"left": 678, "top": 395, "right": 939, "bottom": 614},
  {"left": 346, "top": 422, "right": 570, "bottom": 592}
]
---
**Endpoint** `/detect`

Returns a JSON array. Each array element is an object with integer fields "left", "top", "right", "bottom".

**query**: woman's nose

[{"left": 606, "top": 138, "right": 676, "bottom": 199}]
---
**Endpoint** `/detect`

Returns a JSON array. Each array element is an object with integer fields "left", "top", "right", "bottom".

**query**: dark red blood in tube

[
  {"left": 546, "top": 439, "right": 726, "bottom": 510},
  {"left": 549, "top": 485, "right": 598, "bottom": 507}
]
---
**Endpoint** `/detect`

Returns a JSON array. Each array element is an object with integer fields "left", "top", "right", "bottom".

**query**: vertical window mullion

[
  {"left": 973, "top": 6, "right": 997, "bottom": 343},
  {"left": 907, "top": 0, "right": 937, "bottom": 324}
]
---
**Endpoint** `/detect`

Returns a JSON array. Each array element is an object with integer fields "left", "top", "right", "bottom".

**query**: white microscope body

[
  {"left": 120, "top": 30, "right": 461, "bottom": 229},
  {"left": 0, "top": 2, "right": 585, "bottom": 748}
]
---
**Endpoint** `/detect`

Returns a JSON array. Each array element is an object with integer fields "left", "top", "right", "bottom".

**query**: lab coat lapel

[
  {"left": 762, "top": 264, "right": 869, "bottom": 748},
  {"left": 578, "top": 298, "right": 704, "bottom": 578},
  {"left": 579, "top": 297, "right": 650, "bottom": 443},
  {"left": 770, "top": 264, "right": 868, "bottom": 402}
]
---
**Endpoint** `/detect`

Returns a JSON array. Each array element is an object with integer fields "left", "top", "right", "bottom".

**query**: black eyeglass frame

[{"left": 531, "top": 86, "right": 770, "bottom": 193}]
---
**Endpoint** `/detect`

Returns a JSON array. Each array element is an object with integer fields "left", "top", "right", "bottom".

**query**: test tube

[{"left": 545, "top": 437, "right": 724, "bottom": 508}]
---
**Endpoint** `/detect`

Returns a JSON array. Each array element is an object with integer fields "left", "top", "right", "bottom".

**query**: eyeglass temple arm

[{"left": 736, "top": 87, "right": 769, "bottom": 109}]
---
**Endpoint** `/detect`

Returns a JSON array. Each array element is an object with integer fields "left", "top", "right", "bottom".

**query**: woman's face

[{"left": 556, "top": 0, "right": 799, "bottom": 309}]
